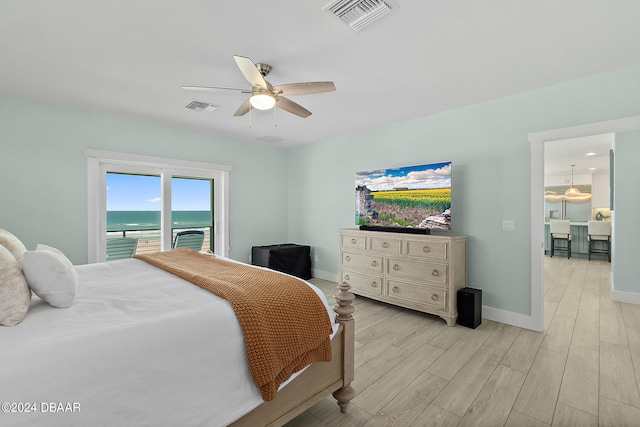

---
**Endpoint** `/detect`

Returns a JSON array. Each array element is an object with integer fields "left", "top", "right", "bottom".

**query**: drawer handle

[
  {"left": 371, "top": 260, "right": 378, "bottom": 267},
  {"left": 371, "top": 281, "right": 378, "bottom": 288},
  {"left": 345, "top": 255, "right": 351, "bottom": 262},
  {"left": 393, "top": 264, "right": 400, "bottom": 271},
  {"left": 431, "top": 294, "right": 439, "bottom": 301},
  {"left": 351, "top": 238, "right": 356, "bottom": 244},
  {"left": 392, "top": 286, "right": 400, "bottom": 293},
  {"left": 423, "top": 246, "right": 430, "bottom": 253},
  {"left": 344, "top": 274, "right": 350, "bottom": 280},
  {"left": 431, "top": 269, "right": 439, "bottom": 277},
  {"left": 382, "top": 242, "right": 389, "bottom": 248}
]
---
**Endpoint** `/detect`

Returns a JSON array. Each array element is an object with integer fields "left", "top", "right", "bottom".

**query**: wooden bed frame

[{"left": 231, "top": 282, "right": 355, "bottom": 427}]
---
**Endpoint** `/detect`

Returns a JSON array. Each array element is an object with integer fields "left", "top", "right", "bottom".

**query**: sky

[
  {"left": 106, "top": 173, "right": 211, "bottom": 211},
  {"left": 356, "top": 162, "right": 452, "bottom": 191}
]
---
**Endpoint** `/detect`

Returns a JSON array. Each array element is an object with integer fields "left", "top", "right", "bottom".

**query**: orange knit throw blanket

[{"left": 135, "top": 248, "right": 333, "bottom": 401}]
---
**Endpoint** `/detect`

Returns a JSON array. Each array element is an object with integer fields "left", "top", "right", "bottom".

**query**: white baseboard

[
  {"left": 311, "top": 270, "right": 545, "bottom": 332},
  {"left": 611, "top": 289, "right": 640, "bottom": 304},
  {"left": 608, "top": 270, "right": 640, "bottom": 304},
  {"left": 481, "top": 306, "right": 544, "bottom": 332},
  {"left": 311, "top": 269, "right": 338, "bottom": 283}
]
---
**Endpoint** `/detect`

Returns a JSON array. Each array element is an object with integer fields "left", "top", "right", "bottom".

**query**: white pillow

[
  {"left": 36, "top": 243, "right": 68, "bottom": 259},
  {"left": 22, "top": 245, "right": 78, "bottom": 308},
  {"left": 0, "top": 228, "right": 27, "bottom": 264},
  {"left": 0, "top": 245, "right": 31, "bottom": 326}
]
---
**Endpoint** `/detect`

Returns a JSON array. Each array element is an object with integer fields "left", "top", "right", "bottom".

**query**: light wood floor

[{"left": 286, "top": 256, "right": 640, "bottom": 426}]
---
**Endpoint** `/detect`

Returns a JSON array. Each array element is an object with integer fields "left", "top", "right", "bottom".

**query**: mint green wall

[
  {"left": 612, "top": 130, "right": 640, "bottom": 293},
  {"left": 288, "top": 65, "right": 640, "bottom": 316},
  {"left": 2, "top": 65, "right": 640, "bottom": 317},
  {"left": 0, "top": 95, "right": 289, "bottom": 265}
]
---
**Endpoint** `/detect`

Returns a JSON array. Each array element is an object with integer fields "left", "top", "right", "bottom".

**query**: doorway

[
  {"left": 529, "top": 116, "right": 640, "bottom": 332},
  {"left": 544, "top": 134, "right": 613, "bottom": 254}
]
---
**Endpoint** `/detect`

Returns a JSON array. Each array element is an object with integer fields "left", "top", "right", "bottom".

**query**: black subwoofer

[
  {"left": 457, "top": 287, "right": 482, "bottom": 329},
  {"left": 250, "top": 244, "right": 311, "bottom": 280}
]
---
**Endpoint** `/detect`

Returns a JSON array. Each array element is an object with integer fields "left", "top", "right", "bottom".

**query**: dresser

[{"left": 339, "top": 228, "right": 467, "bottom": 326}]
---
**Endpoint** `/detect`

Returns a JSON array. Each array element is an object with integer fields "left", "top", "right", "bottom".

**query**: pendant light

[{"left": 563, "top": 164, "right": 591, "bottom": 201}]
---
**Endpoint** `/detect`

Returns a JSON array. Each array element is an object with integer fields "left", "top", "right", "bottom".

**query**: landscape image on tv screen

[{"left": 356, "top": 162, "right": 452, "bottom": 230}]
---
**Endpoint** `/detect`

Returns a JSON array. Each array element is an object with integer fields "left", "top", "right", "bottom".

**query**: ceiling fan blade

[
  {"left": 234, "top": 55, "right": 268, "bottom": 90},
  {"left": 276, "top": 97, "right": 312, "bottom": 118},
  {"left": 272, "top": 82, "right": 336, "bottom": 97},
  {"left": 233, "top": 99, "right": 252, "bottom": 116},
  {"left": 181, "top": 85, "right": 250, "bottom": 94}
]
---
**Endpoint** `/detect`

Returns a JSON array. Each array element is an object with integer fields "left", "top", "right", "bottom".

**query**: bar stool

[
  {"left": 550, "top": 220, "right": 572, "bottom": 259},
  {"left": 587, "top": 220, "right": 611, "bottom": 262}
]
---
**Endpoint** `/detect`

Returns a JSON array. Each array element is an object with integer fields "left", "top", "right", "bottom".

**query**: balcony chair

[
  {"left": 588, "top": 220, "right": 611, "bottom": 262},
  {"left": 550, "top": 220, "right": 572, "bottom": 259},
  {"left": 106, "top": 237, "right": 138, "bottom": 261},
  {"left": 172, "top": 230, "right": 205, "bottom": 251}
]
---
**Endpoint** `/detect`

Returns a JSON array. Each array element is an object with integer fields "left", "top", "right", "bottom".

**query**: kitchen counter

[{"left": 544, "top": 222, "right": 590, "bottom": 256}]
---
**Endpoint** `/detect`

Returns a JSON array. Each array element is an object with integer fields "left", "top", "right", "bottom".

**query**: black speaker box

[
  {"left": 457, "top": 287, "right": 482, "bottom": 329},
  {"left": 250, "top": 244, "right": 312, "bottom": 280}
]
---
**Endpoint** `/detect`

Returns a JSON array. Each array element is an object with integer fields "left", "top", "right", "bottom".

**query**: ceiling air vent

[
  {"left": 323, "top": 0, "right": 392, "bottom": 32},
  {"left": 185, "top": 100, "right": 217, "bottom": 113},
  {"left": 256, "top": 135, "right": 283, "bottom": 144}
]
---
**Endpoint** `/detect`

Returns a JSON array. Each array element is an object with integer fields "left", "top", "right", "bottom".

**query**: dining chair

[
  {"left": 587, "top": 220, "right": 611, "bottom": 262},
  {"left": 550, "top": 220, "right": 572, "bottom": 259}
]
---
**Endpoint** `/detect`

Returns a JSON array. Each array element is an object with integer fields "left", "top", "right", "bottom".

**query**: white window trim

[{"left": 86, "top": 149, "right": 230, "bottom": 263}]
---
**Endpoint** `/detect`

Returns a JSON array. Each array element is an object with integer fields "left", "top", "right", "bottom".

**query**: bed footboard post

[{"left": 332, "top": 281, "right": 355, "bottom": 413}]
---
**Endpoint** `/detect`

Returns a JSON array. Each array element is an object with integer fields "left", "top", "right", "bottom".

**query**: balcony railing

[{"left": 106, "top": 226, "right": 213, "bottom": 256}]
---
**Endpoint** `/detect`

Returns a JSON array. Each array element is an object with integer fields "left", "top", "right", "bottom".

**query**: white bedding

[{"left": 0, "top": 258, "right": 336, "bottom": 427}]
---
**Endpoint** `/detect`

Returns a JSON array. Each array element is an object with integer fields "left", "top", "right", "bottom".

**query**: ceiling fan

[{"left": 182, "top": 55, "right": 336, "bottom": 118}]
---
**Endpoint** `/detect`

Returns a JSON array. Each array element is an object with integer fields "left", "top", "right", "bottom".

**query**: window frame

[{"left": 87, "top": 149, "right": 230, "bottom": 263}]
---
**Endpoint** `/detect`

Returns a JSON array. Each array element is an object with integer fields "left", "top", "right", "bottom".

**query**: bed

[{"left": 0, "top": 235, "right": 355, "bottom": 427}]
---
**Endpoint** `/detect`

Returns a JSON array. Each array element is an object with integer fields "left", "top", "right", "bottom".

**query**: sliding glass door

[
  {"left": 171, "top": 177, "right": 213, "bottom": 252},
  {"left": 87, "top": 150, "right": 229, "bottom": 263}
]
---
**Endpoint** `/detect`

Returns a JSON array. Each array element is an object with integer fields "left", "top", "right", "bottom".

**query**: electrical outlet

[
  {"left": 502, "top": 220, "right": 515, "bottom": 231},
  {"left": 314, "top": 255, "right": 318, "bottom": 262}
]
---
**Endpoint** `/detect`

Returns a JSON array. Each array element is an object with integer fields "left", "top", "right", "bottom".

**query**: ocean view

[
  {"left": 107, "top": 211, "right": 213, "bottom": 254},
  {"left": 107, "top": 210, "right": 211, "bottom": 231}
]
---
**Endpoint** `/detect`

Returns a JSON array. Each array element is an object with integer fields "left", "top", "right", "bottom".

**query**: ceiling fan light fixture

[{"left": 250, "top": 92, "right": 276, "bottom": 110}]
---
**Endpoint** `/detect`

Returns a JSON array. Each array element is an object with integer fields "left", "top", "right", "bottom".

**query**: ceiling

[
  {"left": 1, "top": 1, "right": 640, "bottom": 149},
  {"left": 545, "top": 133, "right": 613, "bottom": 176}
]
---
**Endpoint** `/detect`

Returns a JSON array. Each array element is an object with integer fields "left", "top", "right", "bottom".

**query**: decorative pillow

[
  {"left": 0, "top": 228, "right": 27, "bottom": 264},
  {"left": 0, "top": 245, "right": 31, "bottom": 326},
  {"left": 35, "top": 243, "right": 68, "bottom": 259},
  {"left": 22, "top": 245, "right": 78, "bottom": 308}
]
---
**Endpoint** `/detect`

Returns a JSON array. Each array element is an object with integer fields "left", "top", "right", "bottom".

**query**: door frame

[
  {"left": 529, "top": 115, "right": 640, "bottom": 331},
  {"left": 86, "top": 149, "right": 231, "bottom": 263}
]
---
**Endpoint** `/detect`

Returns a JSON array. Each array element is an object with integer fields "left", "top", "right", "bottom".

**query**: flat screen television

[{"left": 355, "top": 162, "right": 452, "bottom": 234}]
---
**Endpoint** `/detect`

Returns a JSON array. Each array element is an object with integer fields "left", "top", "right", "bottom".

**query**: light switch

[{"left": 502, "top": 220, "right": 515, "bottom": 231}]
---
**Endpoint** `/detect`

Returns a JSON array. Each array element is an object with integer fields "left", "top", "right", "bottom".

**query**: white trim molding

[
  {"left": 528, "top": 115, "right": 640, "bottom": 332},
  {"left": 86, "top": 149, "right": 231, "bottom": 263},
  {"left": 481, "top": 306, "right": 542, "bottom": 331}
]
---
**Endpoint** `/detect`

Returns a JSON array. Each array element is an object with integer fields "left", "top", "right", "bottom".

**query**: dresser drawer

[
  {"left": 341, "top": 270, "right": 383, "bottom": 296},
  {"left": 387, "top": 279, "right": 448, "bottom": 310},
  {"left": 340, "top": 229, "right": 467, "bottom": 326},
  {"left": 405, "top": 239, "right": 448, "bottom": 260},
  {"left": 341, "top": 251, "right": 383, "bottom": 274},
  {"left": 341, "top": 234, "right": 366, "bottom": 250},
  {"left": 370, "top": 236, "right": 402, "bottom": 255},
  {"left": 387, "top": 257, "right": 447, "bottom": 285}
]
